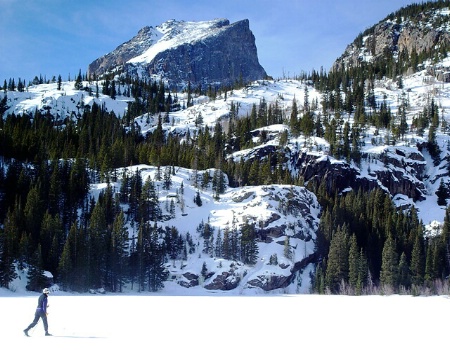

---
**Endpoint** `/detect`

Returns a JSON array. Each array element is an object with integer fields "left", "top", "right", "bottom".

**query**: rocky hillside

[
  {"left": 88, "top": 18, "right": 267, "bottom": 89},
  {"left": 332, "top": 2, "right": 450, "bottom": 77}
]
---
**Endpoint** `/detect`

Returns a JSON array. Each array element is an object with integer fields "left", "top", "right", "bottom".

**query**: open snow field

[{"left": 2, "top": 291, "right": 448, "bottom": 350}]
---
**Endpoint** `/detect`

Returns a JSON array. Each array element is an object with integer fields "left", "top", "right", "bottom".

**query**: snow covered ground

[
  {"left": 2, "top": 288, "right": 448, "bottom": 349},
  {"left": 3, "top": 273, "right": 447, "bottom": 349}
]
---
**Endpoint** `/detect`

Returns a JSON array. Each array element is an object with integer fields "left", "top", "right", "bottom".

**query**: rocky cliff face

[
  {"left": 88, "top": 19, "right": 267, "bottom": 88},
  {"left": 172, "top": 184, "right": 320, "bottom": 292},
  {"left": 332, "top": 7, "right": 450, "bottom": 74},
  {"left": 88, "top": 26, "right": 160, "bottom": 77},
  {"left": 291, "top": 146, "right": 427, "bottom": 202}
]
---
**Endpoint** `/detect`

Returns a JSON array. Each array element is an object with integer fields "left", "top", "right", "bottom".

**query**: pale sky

[{"left": 0, "top": 0, "right": 420, "bottom": 82}]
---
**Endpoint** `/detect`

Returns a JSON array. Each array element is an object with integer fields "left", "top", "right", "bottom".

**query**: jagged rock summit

[{"left": 88, "top": 18, "right": 267, "bottom": 88}]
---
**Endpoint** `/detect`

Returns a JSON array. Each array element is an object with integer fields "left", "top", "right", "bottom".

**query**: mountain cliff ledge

[{"left": 88, "top": 18, "right": 267, "bottom": 88}]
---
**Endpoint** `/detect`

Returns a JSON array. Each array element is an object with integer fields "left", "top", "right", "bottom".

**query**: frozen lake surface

[{"left": 2, "top": 292, "right": 448, "bottom": 350}]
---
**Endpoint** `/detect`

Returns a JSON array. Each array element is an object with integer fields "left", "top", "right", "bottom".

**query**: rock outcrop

[
  {"left": 332, "top": 7, "right": 450, "bottom": 75},
  {"left": 246, "top": 252, "right": 317, "bottom": 291},
  {"left": 88, "top": 19, "right": 267, "bottom": 89},
  {"left": 289, "top": 146, "right": 427, "bottom": 201}
]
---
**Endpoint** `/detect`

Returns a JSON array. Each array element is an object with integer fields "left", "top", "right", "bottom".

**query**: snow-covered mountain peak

[
  {"left": 88, "top": 18, "right": 266, "bottom": 88},
  {"left": 128, "top": 18, "right": 231, "bottom": 65}
]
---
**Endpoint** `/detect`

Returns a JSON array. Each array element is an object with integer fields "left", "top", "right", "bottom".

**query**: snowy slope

[
  {"left": 88, "top": 165, "right": 320, "bottom": 293},
  {"left": 128, "top": 19, "right": 230, "bottom": 65},
  {"left": 3, "top": 81, "right": 133, "bottom": 119}
]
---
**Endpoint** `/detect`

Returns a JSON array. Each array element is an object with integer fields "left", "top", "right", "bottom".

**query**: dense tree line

[{"left": 312, "top": 186, "right": 438, "bottom": 295}]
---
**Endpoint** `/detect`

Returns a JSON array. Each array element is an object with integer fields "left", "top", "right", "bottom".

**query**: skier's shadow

[{"left": 52, "top": 335, "right": 106, "bottom": 339}]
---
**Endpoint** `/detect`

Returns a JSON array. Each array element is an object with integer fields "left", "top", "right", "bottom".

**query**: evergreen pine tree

[
  {"left": 147, "top": 227, "right": 169, "bottom": 292},
  {"left": 214, "top": 229, "right": 223, "bottom": 258},
  {"left": 110, "top": 211, "right": 129, "bottom": 292},
  {"left": 26, "top": 244, "right": 47, "bottom": 292},
  {"left": 163, "top": 166, "right": 172, "bottom": 190},
  {"left": 283, "top": 235, "right": 292, "bottom": 260},
  {"left": 194, "top": 190, "right": 202, "bottom": 207},
  {"left": 356, "top": 248, "right": 368, "bottom": 295},
  {"left": 136, "top": 223, "right": 147, "bottom": 291},
  {"left": 58, "top": 230, "right": 73, "bottom": 291},
  {"left": 397, "top": 252, "right": 410, "bottom": 289},
  {"left": 240, "top": 220, "right": 259, "bottom": 265},
  {"left": 110, "top": 80, "right": 116, "bottom": 100},
  {"left": 436, "top": 179, "right": 448, "bottom": 206},
  {"left": 88, "top": 200, "right": 108, "bottom": 289},
  {"left": 410, "top": 235, "right": 424, "bottom": 286},
  {"left": 24, "top": 185, "right": 44, "bottom": 245},
  {"left": 289, "top": 98, "right": 300, "bottom": 136},
  {"left": 74, "top": 69, "right": 83, "bottom": 90},
  {"left": 380, "top": 234, "right": 398, "bottom": 292},
  {"left": 201, "top": 261, "right": 208, "bottom": 279},
  {"left": 57, "top": 75, "right": 62, "bottom": 90},
  {"left": 314, "top": 262, "right": 326, "bottom": 294},
  {"left": 325, "top": 225, "right": 349, "bottom": 293},
  {"left": 424, "top": 239, "right": 437, "bottom": 282},
  {"left": 348, "top": 234, "right": 359, "bottom": 291},
  {"left": 0, "top": 230, "right": 17, "bottom": 289},
  {"left": 222, "top": 226, "right": 231, "bottom": 260}
]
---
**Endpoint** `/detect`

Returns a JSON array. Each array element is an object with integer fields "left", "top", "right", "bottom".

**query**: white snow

[
  {"left": 4, "top": 81, "right": 133, "bottom": 118},
  {"left": 2, "top": 267, "right": 449, "bottom": 348},
  {"left": 2, "top": 286, "right": 448, "bottom": 349},
  {"left": 128, "top": 19, "right": 230, "bottom": 65}
]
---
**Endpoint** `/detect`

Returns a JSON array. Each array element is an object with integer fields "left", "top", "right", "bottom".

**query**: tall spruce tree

[
  {"left": 325, "top": 225, "right": 349, "bottom": 293},
  {"left": 26, "top": 244, "right": 47, "bottom": 292},
  {"left": 398, "top": 252, "right": 410, "bottom": 289},
  {"left": 88, "top": 199, "right": 108, "bottom": 289},
  {"left": 0, "top": 229, "right": 17, "bottom": 289},
  {"left": 348, "top": 234, "right": 359, "bottom": 291},
  {"left": 74, "top": 69, "right": 83, "bottom": 90},
  {"left": 110, "top": 211, "right": 129, "bottom": 292},
  {"left": 380, "top": 234, "right": 398, "bottom": 291},
  {"left": 147, "top": 226, "right": 168, "bottom": 292},
  {"left": 410, "top": 235, "right": 424, "bottom": 286},
  {"left": 240, "top": 220, "right": 259, "bottom": 265},
  {"left": 356, "top": 248, "right": 368, "bottom": 295}
]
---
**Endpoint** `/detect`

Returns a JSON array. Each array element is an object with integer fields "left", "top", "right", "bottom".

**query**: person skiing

[{"left": 23, "top": 288, "right": 52, "bottom": 336}]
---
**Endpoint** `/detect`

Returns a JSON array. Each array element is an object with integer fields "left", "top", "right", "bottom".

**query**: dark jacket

[{"left": 36, "top": 293, "right": 48, "bottom": 314}]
